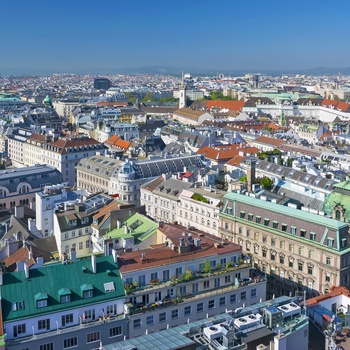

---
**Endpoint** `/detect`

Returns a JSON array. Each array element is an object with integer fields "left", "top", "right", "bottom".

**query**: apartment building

[
  {"left": 53, "top": 193, "right": 114, "bottom": 259},
  {"left": 119, "top": 223, "right": 266, "bottom": 337},
  {"left": 23, "top": 133, "right": 105, "bottom": 186},
  {"left": 0, "top": 165, "right": 62, "bottom": 211},
  {"left": 77, "top": 154, "right": 205, "bottom": 205},
  {"left": 1, "top": 255, "right": 127, "bottom": 350},
  {"left": 140, "top": 177, "right": 193, "bottom": 223},
  {"left": 219, "top": 191, "right": 350, "bottom": 299}
]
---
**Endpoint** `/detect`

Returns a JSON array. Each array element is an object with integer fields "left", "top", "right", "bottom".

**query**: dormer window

[
  {"left": 81, "top": 284, "right": 93, "bottom": 298},
  {"left": 58, "top": 288, "right": 71, "bottom": 303},
  {"left": 35, "top": 292, "right": 48, "bottom": 308}
]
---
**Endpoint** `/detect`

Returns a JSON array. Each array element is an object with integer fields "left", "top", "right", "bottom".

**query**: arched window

[{"left": 336, "top": 210, "right": 341, "bottom": 220}]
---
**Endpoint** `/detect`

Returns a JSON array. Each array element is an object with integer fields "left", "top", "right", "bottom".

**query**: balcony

[
  {"left": 127, "top": 278, "right": 266, "bottom": 316},
  {"left": 125, "top": 262, "right": 251, "bottom": 296}
]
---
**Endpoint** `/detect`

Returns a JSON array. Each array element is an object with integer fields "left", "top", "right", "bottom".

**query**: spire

[{"left": 181, "top": 72, "right": 185, "bottom": 89}]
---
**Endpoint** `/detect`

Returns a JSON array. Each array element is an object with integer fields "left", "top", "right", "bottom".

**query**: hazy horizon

[{"left": 2, "top": 0, "right": 350, "bottom": 75}]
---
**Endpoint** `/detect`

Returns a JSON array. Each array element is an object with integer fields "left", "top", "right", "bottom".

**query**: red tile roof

[
  {"left": 118, "top": 223, "right": 241, "bottom": 274},
  {"left": 197, "top": 144, "right": 259, "bottom": 162},
  {"left": 206, "top": 100, "right": 245, "bottom": 111},
  {"left": 255, "top": 136, "right": 285, "bottom": 147}
]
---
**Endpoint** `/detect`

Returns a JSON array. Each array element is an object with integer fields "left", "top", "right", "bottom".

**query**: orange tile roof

[
  {"left": 114, "top": 139, "right": 131, "bottom": 150},
  {"left": 197, "top": 145, "right": 259, "bottom": 162},
  {"left": 3, "top": 246, "right": 36, "bottom": 272},
  {"left": 306, "top": 286, "right": 350, "bottom": 306},
  {"left": 255, "top": 136, "right": 285, "bottom": 147},
  {"left": 104, "top": 135, "right": 120, "bottom": 146},
  {"left": 225, "top": 155, "right": 246, "bottom": 166},
  {"left": 206, "top": 100, "right": 245, "bottom": 111}
]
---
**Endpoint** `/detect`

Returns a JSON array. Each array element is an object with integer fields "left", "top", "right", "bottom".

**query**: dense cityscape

[{"left": 0, "top": 70, "right": 349, "bottom": 350}]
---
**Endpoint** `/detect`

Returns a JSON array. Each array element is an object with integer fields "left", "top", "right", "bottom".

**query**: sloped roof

[
  {"left": 206, "top": 100, "right": 245, "bottom": 111},
  {"left": 255, "top": 135, "right": 285, "bottom": 147},
  {"left": 1, "top": 255, "right": 125, "bottom": 322}
]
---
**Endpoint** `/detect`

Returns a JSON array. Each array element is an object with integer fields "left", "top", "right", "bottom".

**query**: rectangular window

[
  {"left": 208, "top": 300, "right": 215, "bottom": 309},
  {"left": 255, "top": 216, "right": 261, "bottom": 224},
  {"left": 184, "top": 306, "right": 192, "bottom": 316},
  {"left": 310, "top": 232, "right": 316, "bottom": 241},
  {"left": 251, "top": 289, "right": 257, "bottom": 298},
  {"left": 264, "top": 218, "right": 270, "bottom": 226},
  {"left": 225, "top": 275, "right": 231, "bottom": 284},
  {"left": 175, "top": 267, "right": 183, "bottom": 277},
  {"left": 109, "top": 326, "right": 122, "bottom": 338},
  {"left": 290, "top": 226, "right": 296, "bottom": 235},
  {"left": 146, "top": 315, "right": 154, "bottom": 325},
  {"left": 172, "top": 309, "right": 179, "bottom": 319},
  {"left": 298, "top": 263, "right": 303, "bottom": 272},
  {"left": 87, "top": 331, "right": 100, "bottom": 343},
  {"left": 62, "top": 314, "right": 73, "bottom": 327},
  {"left": 203, "top": 280, "right": 210, "bottom": 288},
  {"left": 300, "top": 229, "right": 306, "bottom": 237},
  {"left": 299, "top": 247, "right": 303, "bottom": 256},
  {"left": 40, "top": 344, "right": 54, "bottom": 350},
  {"left": 37, "top": 300, "right": 47, "bottom": 308},
  {"left": 38, "top": 319, "right": 50, "bottom": 331},
  {"left": 63, "top": 337, "right": 77, "bottom": 349},
  {"left": 133, "top": 319, "right": 141, "bottom": 329},
  {"left": 289, "top": 244, "right": 294, "bottom": 253},
  {"left": 262, "top": 250, "right": 267, "bottom": 258},
  {"left": 308, "top": 266, "right": 313, "bottom": 275},
  {"left": 326, "top": 257, "right": 331, "bottom": 266},
  {"left": 230, "top": 294, "right": 237, "bottom": 304},
  {"left": 220, "top": 258, "right": 227, "bottom": 266},
  {"left": 273, "top": 221, "right": 278, "bottom": 229},
  {"left": 219, "top": 297, "right": 226, "bottom": 306},
  {"left": 241, "top": 291, "right": 247, "bottom": 301},
  {"left": 280, "top": 256, "right": 284, "bottom": 264},
  {"left": 197, "top": 302, "right": 204, "bottom": 312},
  {"left": 254, "top": 232, "right": 259, "bottom": 240},
  {"left": 248, "top": 213, "right": 253, "bottom": 221},
  {"left": 150, "top": 272, "right": 158, "bottom": 281},
  {"left": 327, "top": 238, "right": 334, "bottom": 247},
  {"left": 13, "top": 324, "right": 26, "bottom": 337},
  {"left": 163, "top": 270, "right": 170, "bottom": 281},
  {"left": 326, "top": 273, "right": 331, "bottom": 282},
  {"left": 282, "top": 224, "right": 287, "bottom": 232},
  {"left": 85, "top": 240, "right": 90, "bottom": 248},
  {"left": 159, "top": 312, "right": 166, "bottom": 323},
  {"left": 240, "top": 211, "right": 245, "bottom": 218}
]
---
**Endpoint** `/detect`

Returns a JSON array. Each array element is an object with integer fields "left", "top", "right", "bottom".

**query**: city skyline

[{"left": 2, "top": 0, "right": 350, "bottom": 75}]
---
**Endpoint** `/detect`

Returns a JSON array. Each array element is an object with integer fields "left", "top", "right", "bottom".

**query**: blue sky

[{"left": 2, "top": 0, "right": 350, "bottom": 74}]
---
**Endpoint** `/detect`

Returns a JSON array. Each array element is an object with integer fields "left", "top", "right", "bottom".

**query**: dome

[{"left": 43, "top": 95, "right": 52, "bottom": 105}]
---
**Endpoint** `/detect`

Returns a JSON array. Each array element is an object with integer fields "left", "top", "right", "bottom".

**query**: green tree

[
  {"left": 142, "top": 92, "right": 156, "bottom": 102},
  {"left": 259, "top": 177, "right": 273, "bottom": 190}
]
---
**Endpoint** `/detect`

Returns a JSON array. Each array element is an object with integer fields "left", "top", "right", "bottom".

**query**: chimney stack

[
  {"left": 24, "top": 261, "right": 29, "bottom": 279},
  {"left": 112, "top": 249, "right": 118, "bottom": 264},
  {"left": 91, "top": 255, "right": 96, "bottom": 273},
  {"left": 246, "top": 157, "right": 256, "bottom": 193}
]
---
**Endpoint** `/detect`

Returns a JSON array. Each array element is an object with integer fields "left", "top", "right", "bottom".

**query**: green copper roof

[
  {"left": 108, "top": 213, "right": 157, "bottom": 243},
  {"left": 1, "top": 255, "right": 125, "bottom": 322},
  {"left": 223, "top": 191, "right": 346, "bottom": 230},
  {"left": 43, "top": 95, "right": 52, "bottom": 104},
  {"left": 323, "top": 180, "right": 350, "bottom": 221}
]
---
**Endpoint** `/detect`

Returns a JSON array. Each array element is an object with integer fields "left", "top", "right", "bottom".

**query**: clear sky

[{"left": 2, "top": 0, "right": 350, "bottom": 75}]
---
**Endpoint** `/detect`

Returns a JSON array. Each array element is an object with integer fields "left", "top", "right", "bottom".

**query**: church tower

[{"left": 179, "top": 72, "right": 186, "bottom": 109}]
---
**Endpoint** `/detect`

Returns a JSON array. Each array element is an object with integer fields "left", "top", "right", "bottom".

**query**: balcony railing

[
  {"left": 127, "top": 279, "right": 266, "bottom": 316},
  {"left": 125, "top": 263, "right": 252, "bottom": 296}
]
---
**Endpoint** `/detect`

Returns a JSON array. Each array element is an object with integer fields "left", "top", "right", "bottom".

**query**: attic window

[
  {"left": 12, "top": 301, "right": 25, "bottom": 311},
  {"left": 80, "top": 284, "right": 93, "bottom": 298},
  {"left": 104, "top": 282, "right": 115, "bottom": 293},
  {"left": 58, "top": 288, "right": 71, "bottom": 303},
  {"left": 35, "top": 292, "right": 48, "bottom": 308}
]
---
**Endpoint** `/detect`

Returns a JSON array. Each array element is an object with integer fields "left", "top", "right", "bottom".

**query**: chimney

[
  {"left": 91, "top": 255, "right": 96, "bottom": 273},
  {"left": 28, "top": 246, "right": 33, "bottom": 260},
  {"left": 124, "top": 225, "right": 128, "bottom": 234},
  {"left": 70, "top": 250, "right": 76, "bottom": 261},
  {"left": 36, "top": 256, "right": 44, "bottom": 267},
  {"left": 24, "top": 261, "right": 29, "bottom": 279},
  {"left": 246, "top": 157, "right": 256, "bottom": 193},
  {"left": 15, "top": 206, "right": 25, "bottom": 219},
  {"left": 112, "top": 249, "right": 118, "bottom": 264},
  {"left": 0, "top": 268, "right": 3, "bottom": 286}
]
